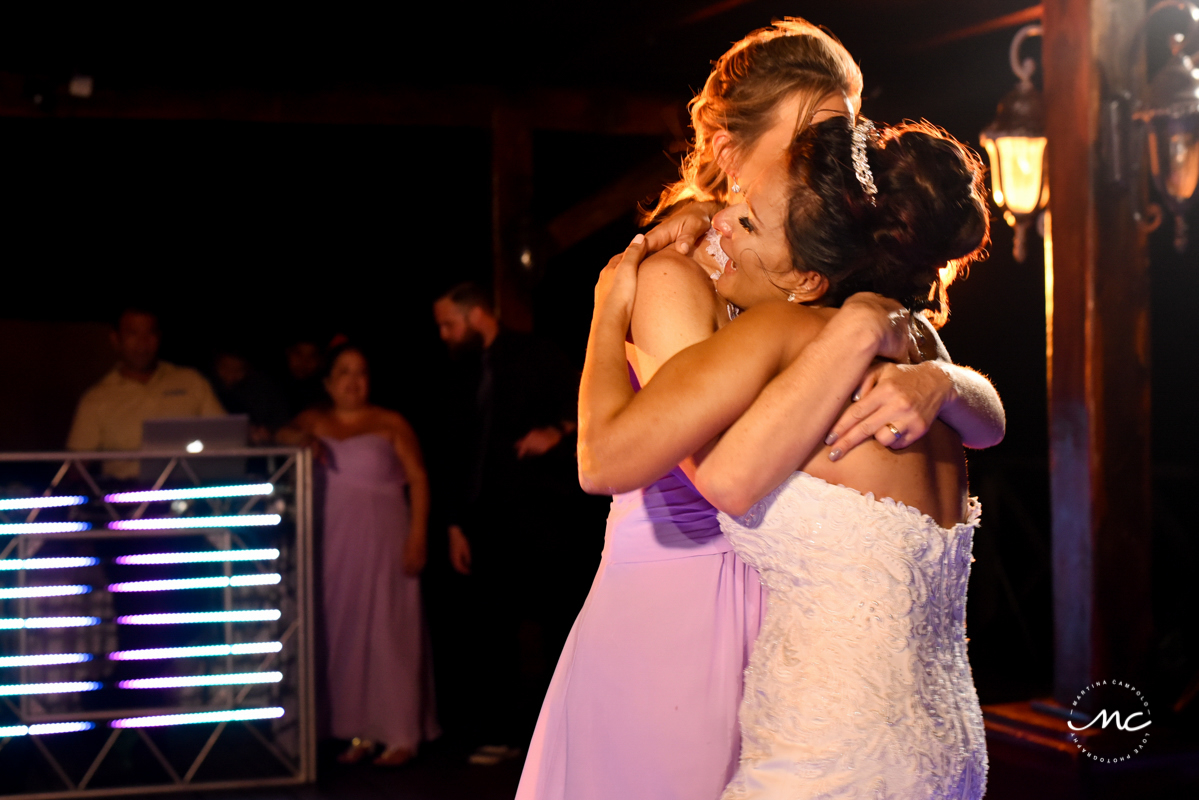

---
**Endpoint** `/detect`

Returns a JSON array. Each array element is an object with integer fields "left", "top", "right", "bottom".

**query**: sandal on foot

[
  {"left": 337, "top": 738, "right": 375, "bottom": 764},
  {"left": 373, "top": 746, "right": 414, "bottom": 767}
]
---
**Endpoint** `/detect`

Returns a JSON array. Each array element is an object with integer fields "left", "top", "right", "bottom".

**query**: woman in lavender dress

[{"left": 279, "top": 343, "right": 439, "bottom": 766}]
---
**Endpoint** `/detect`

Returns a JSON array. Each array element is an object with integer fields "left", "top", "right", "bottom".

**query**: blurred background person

[
  {"left": 210, "top": 346, "right": 290, "bottom": 443},
  {"left": 66, "top": 306, "right": 224, "bottom": 478},
  {"left": 432, "top": 282, "right": 600, "bottom": 765},
  {"left": 278, "top": 342, "right": 439, "bottom": 766},
  {"left": 282, "top": 335, "right": 327, "bottom": 416}
]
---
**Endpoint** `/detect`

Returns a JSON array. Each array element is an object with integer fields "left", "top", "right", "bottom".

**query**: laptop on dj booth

[{"left": 140, "top": 415, "right": 250, "bottom": 483}]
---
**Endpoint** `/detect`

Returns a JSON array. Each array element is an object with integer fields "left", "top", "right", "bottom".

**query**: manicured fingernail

[
  {"left": 851, "top": 392, "right": 861, "bottom": 402},
  {"left": 829, "top": 448, "right": 843, "bottom": 462},
  {"left": 632, "top": 233, "right": 645, "bottom": 244},
  {"left": 824, "top": 432, "right": 838, "bottom": 445}
]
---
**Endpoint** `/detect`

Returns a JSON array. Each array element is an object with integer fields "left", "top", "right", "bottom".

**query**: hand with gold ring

[{"left": 824, "top": 361, "right": 955, "bottom": 461}]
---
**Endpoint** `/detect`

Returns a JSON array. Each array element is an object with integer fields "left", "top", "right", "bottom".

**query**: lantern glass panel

[
  {"left": 1148, "top": 124, "right": 1199, "bottom": 202},
  {"left": 981, "top": 136, "right": 1004, "bottom": 207},
  {"left": 993, "top": 135, "right": 1047, "bottom": 215}
]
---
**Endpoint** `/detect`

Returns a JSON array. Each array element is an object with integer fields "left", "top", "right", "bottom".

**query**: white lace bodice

[{"left": 718, "top": 472, "right": 986, "bottom": 800}]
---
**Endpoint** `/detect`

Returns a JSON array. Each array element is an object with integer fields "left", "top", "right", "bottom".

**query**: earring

[
  {"left": 786, "top": 292, "right": 798, "bottom": 303},
  {"left": 730, "top": 178, "right": 742, "bottom": 194},
  {"left": 709, "top": 271, "right": 721, "bottom": 281}
]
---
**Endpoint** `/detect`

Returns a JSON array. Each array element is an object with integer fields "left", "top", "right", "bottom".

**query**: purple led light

[
  {"left": 105, "top": 484, "right": 273, "bottom": 503},
  {"left": 111, "top": 707, "right": 284, "bottom": 728},
  {"left": 116, "top": 610, "right": 281, "bottom": 625},
  {"left": 0, "top": 721, "right": 95, "bottom": 736},
  {"left": 118, "top": 671, "right": 282, "bottom": 689},
  {"left": 108, "top": 574, "right": 281, "bottom": 592},
  {"left": 109, "top": 642, "right": 283, "bottom": 660},
  {"left": 115, "top": 548, "right": 279, "bottom": 565},
  {"left": 107, "top": 515, "right": 280, "bottom": 531}
]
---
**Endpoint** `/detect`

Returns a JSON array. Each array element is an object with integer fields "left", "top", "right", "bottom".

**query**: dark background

[{"left": 0, "top": 0, "right": 1196, "bottom": 721}]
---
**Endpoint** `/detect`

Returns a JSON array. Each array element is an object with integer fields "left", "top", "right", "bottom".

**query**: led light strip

[
  {"left": 105, "top": 484, "right": 274, "bottom": 503},
  {"left": 0, "top": 682, "right": 102, "bottom": 696},
  {"left": 111, "top": 707, "right": 285, "bottom": 729},
  {"left": 119, "top": 671, "right": 283, "bottom": 689},
  {"left": 109, "top": 642, "right": 282, "bottom": 661},
  {"left": 0, "top": 585, "right": 90, "bottom": 599},
  {"left": 108, "top": 574, "right": 281, "bottom": 593},
  {"left": 0, "top": 617, "right": 101, "bottom": 630},
  {"left": 117, "top": 610, "right": 281, "bottom": 625},
  {"left": 0, "top": 496, "right": 88, "bottom": 510},
  {"left": 116, "top": 549, "right": 279, "bottom": 565},
  {"left": 107, "top": 515, "right": 280, "bottom": 531},
  {"left": 0, "top": 654, "right": 92, "bottom": 668},
  {"left": 0, "top": 722, "right": 95, "bottom": 737},
  {"left": 0, "top": 557, "right": 99, "bottom": 570},
  {"left": 0, "top": 522, "right": 92, "bottom": 535}
]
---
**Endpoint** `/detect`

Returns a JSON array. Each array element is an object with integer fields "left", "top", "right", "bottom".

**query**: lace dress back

[{"left": 718, "top": 472, "right": 986, "bottom": 800}]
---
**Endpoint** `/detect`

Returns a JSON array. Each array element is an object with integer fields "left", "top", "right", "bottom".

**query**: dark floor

[{"left": 140, "top": 739, "right": 522, "bottom": 800}]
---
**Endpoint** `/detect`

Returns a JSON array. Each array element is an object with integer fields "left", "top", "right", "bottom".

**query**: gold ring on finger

[{"left": 886, "top": 423, "right": 902, "bottom": 439}]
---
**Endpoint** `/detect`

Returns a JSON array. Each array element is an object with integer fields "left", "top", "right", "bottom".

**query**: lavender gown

[
  {"left": 320, "top": 434, "right": 439, "bottom": 750},
  {"left": 516, "top": 371, "right": 766, "bottom": 800}
]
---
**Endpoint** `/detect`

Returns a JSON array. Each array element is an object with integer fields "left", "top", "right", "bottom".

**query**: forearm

[
  {"left": 933, "top": 362, "right": 1005, "bottom": 448},
  {"left": 274, "top": 425, "right": 311, "bottom": 446},
  {"left": 694, "top": 317, "right": 879, "bottom": 515},
  {"left": 407, "top": 470, "right": 430, "bottom": 542},
  {"left": 578, "top": 308, "right": 784, "bottom": 496}
]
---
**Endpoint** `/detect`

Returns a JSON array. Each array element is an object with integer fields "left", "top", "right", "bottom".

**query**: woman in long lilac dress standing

[
  {"left": 516, "top": 18, "right": 1005, "bottom": 800},
  {"left": 279, "top": 343, "right": 439, "bottom": 766}
]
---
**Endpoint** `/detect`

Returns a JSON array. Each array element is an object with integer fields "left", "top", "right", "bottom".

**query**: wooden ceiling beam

[{"left": 0, "top": 72, "right": 685, "bottom": 137}]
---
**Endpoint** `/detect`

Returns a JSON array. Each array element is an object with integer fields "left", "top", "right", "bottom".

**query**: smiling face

[
  {"left": 709, "top": 161, "right": 796, "bottom": 308},
  {"left": 324, "top": 349, "right": 370, "bottom": 412}
]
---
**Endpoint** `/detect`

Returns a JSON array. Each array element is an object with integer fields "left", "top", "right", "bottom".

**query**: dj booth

[{"left": 0, "top": 448, "right": 315, "bottom": 799}]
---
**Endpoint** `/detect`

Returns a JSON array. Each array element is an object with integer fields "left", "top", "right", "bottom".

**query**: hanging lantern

[
  {"left": 981, "top": 24, "right": 1048, "bottom": 263},
  {"left": 1135, "top": 31, "right": 1199, "bottom": 252}
]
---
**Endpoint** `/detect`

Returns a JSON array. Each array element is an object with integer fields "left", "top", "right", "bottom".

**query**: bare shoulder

[
  {"left": 636, "top": 249, "right": 716, "bottom": 302},
  {"left": 630, "top": 249, "right": 720, "bottom": 358},
  {"left": 731, "top": 300, "right": 830, "bottom": 339},
  {"left": 375, "top": 408, "right": 417, "bottom": 439}
]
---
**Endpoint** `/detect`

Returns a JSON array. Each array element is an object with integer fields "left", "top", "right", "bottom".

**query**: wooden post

[
  {"left": 1041, "top": 0, "right": 1153, "bottom": 705},
  {"left": 491, "top": 103, "right": 535, "bottom": 332}
]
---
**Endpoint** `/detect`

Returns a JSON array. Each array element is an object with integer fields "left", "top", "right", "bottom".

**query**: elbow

[
  {"left": 576, "top": 444, "right": 612, "bottom": 496},
  {"left": 693, "top": 470, "right": 755, "bottom": 518},
  {"left": 964, "top": 412, "right": 1007, "bottom": 450}
]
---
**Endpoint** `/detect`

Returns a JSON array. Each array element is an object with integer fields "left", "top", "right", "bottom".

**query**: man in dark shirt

[{"left": 433, "top": 282, "right": 589, "bottom": 763}]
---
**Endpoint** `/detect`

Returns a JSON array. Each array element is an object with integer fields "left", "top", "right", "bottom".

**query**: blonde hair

[{"left": 645, "top": 18, "right": 863, "bottom": 222}]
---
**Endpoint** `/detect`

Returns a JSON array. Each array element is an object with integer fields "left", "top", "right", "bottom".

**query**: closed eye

[{"left": 738, "top": 216, "right": 756, "bottom": 233}]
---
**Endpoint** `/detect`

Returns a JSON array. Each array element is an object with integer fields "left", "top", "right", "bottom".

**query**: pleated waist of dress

[
  {"left": 323, "top": 474, "right": 407, "bottom": 494},
  {"left": 601, "top": 468, "right": 730, "bottom": 564}
]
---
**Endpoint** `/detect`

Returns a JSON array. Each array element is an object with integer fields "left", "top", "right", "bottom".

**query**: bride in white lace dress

[{"left": 579, "top": 115, "right": 996, "bottom": 799}]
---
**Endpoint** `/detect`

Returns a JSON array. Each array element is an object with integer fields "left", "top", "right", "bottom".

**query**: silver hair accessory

[{"left": 851, "top": 119, "right": 879, "bottom": 204}]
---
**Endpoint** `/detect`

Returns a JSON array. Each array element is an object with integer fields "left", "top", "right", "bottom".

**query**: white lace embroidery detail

[{"left": 718, "top": 472, "right": 987, "bottom": 800}]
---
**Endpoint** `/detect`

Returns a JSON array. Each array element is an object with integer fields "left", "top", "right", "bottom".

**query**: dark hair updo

[{"left": 784, "top": 117, "right": 989, "bottom": 326}]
